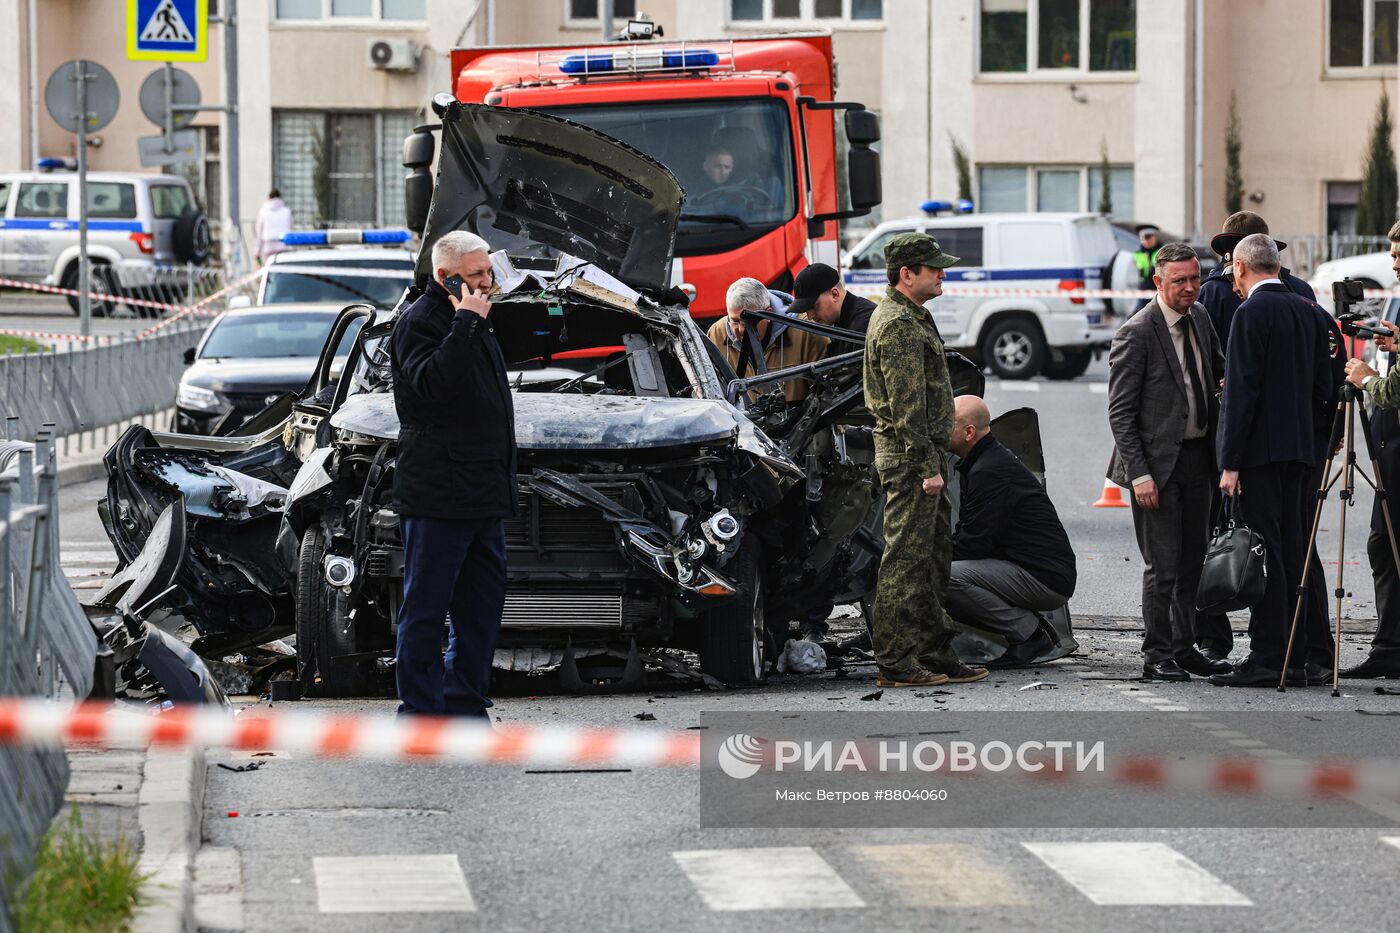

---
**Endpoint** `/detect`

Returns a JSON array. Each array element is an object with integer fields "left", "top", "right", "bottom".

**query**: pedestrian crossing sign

[{"left": 127, "top": 0, "right": 208, "bottom": 62}]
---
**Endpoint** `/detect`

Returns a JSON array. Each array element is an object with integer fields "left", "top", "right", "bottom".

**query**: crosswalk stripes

[
  {"left": 1022, "top": 842, "right": 1252, "bottom": 906},
  {"left": 847, "top": 843, "right": 1028, "bottom": 907},
  {"left": 59, "top": 540, "right": 114, "bottom": 590},
  {"left": 672, "top": 847, "right": 865, "bottom": 911},
  {"left": 1384, "top": 837, "right": 1400, "bottom": 852},
  {"left": 313, "top": 854, "right": 476, "bottom": 914}
]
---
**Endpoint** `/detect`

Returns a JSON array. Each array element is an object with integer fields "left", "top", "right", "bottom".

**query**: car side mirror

[
  {"left": 228, "top": 295, "right": 251, "bottom": 309},
  {"left": 182, "top": 347, "right": 196, "bottom": 365},
  {"left": 403, "top": 127, "right": 437, "bottom": 236}
]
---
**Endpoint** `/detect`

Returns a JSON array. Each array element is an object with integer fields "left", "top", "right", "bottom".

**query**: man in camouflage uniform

[{"left": 864, "top": 233, "right": 990, "bottom": 687}]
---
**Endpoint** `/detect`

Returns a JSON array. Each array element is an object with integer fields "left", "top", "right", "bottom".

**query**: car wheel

[
  {"left": 296, "top": 525, "right": 378, "bottom": 698},
  {"left": 697, "top": 539, "right": 768, "bottom": 686},
  {"left": 173, "top": 209, "right": 211, "bottom": 266},
  {"left": 981, "top": 318, "right": 1046, "bottom": 380},
  {"left": 61, "top": 263, "right": 117, "bottom": 318},
  {"left": 1042, "top": 348, "right": 1092, "bottom": 380}
]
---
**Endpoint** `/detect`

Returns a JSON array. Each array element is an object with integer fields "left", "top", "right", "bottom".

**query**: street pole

[
  {"left": 1192, "top": 0, "right": 1204, "bottom": 243},
  {"left": 27, "top": 0, "right": 39, "bottom": 167},
  {"left": 75, "top": 61, "right": 91, "bottom": 338},
  {"left": 223, "top": 0, "right": 241, "bottom": 275},
  {"left": 163, "top": 62, "right": 174, "bottom": 152},
  {"left": 602, "top": 0, "right": 613, "bottom": 41}
]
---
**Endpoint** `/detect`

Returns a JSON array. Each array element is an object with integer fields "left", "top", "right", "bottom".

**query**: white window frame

[
  {"left": 272, "top": 0, "right": 427, "bottom": 24},
  {"left": 1325, "top": 0, "right": 1399, "bottom": 74},
  {"left": 976, "top": 0, "right": 1136, "bottom": 79},
  {"left": 726, "top": 0, "right": 884, "bottom": 27},
  {"left": 977, "top": 163, "right": 1134, "bottom": 214}
]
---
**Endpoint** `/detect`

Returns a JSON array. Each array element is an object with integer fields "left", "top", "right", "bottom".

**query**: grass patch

[
  {"left": 0, "top": 334, "right": 46, "bottom": 354},
  {"left": 11, "top": 808, "right": 144, "bottom": 933}
]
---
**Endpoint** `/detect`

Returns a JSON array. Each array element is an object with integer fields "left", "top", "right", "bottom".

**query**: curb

[
  {"left": 57, "top": 457, "right": 106, "bottom": 488},
  {"left": 132, "top": 746, "right": 206, "bottom": 933}
]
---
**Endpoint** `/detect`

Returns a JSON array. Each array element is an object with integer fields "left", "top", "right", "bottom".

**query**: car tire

[
  {"left": 296, "top": 525, "right": 378, "bottom": 698},
  {"left": 1042, "top": 348, "right": 1092, "bottom": 380},
  {"left": 697, "top": 539, "right": 768, "bottom": 686},
  {"left": 61, "top": 262, "right": 117, "bottom": 318},
  {"left": 981, "top": 317, "right": 1046, "bottom": 380},
  {"left": 172, "top": 209, "right": 211, "bottom": 266}
]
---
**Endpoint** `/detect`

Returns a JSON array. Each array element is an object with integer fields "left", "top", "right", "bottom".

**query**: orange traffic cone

[{"left": 1093, "top": 476, "right": 1130, "bottom": 508}]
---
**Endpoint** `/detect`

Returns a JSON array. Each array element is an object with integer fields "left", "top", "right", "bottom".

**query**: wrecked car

[{"left": 98, "top": 102, "right": 1072, "bottom": 697}]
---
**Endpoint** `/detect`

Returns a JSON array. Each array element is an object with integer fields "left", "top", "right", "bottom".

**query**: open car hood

[
  {"left": 330, "top": 391, "right": 743, "bottom": 451},
  {"left": 416, "top": 103, "right": 683, "bottom": 293}
]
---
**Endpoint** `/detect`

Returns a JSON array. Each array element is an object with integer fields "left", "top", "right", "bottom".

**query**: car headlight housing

[{"left": 177, "top": 383, "right": 224, "bottom": 413}]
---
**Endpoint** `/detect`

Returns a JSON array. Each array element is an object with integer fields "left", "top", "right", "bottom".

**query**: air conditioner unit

[{"left": 368, "top": 38, "right": 418, "bottom": 72}]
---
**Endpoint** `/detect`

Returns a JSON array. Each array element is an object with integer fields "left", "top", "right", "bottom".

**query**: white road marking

[
  {"left": 850, "top": 843, "right": 1027, "bottom": 907},
  {"left": 59, "top": 549, "right": 116, "bottom": 564},
  {"left": 673, "top": 847, "right": 865, "bottom": 911},
  {"left": 1024, "top": 842, "right": 1252, "bottom": 906},
  {"left": 1383, "top": 837, "right": 1400, "bottom": 852},
  {"left": 194, "top": 846, "right": 244, "bottom": 930},
  {"left": 996, "top": 382, "right": 1041, "bottom": 392},
  {"left": 313, "top": 855, "right": 476, "bottom": 914},
  {"left": 1088, "top": 382, "right": 1109, "bottom": 394}
]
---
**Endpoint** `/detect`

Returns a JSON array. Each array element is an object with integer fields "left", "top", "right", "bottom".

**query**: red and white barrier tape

[
  {"left": 0, "top": 700, "right": 699, "bottom": 768},
  {"left": 849, "top": 284, "right": 1400, "bottom": 300}
]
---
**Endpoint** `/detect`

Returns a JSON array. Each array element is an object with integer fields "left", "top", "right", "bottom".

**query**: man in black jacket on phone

[{"left": 390, "top": 230, "right": 517, "bottom": 718}]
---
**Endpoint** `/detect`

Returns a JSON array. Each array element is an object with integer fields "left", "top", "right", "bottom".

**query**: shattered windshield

[{"left": 535, "top": 99, "right": 797, "bottom": 246}]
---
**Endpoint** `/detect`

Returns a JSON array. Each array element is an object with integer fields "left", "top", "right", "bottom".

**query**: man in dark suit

[
  {"left": 1108, "top": 241, "right": 1231, "bottom": 680},
  {"left": 1195, "top": 211, "right": 1315, "bottom": 661},
  {"left": 1212, "top": 234, "right": 1337, "bottom": 687},
  {"left": 790, "top": 262, "right": 877, "bottom": 358},
  {"left": 1340, "top": 222, "right": 1400, "bottom": 679},
  {"left": 391, "top": 230, "right": 517, "bottom": 717}
]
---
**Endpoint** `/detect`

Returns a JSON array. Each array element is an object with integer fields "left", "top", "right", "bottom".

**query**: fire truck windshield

[{"left": 536, "top": 99, "right": 797, "bottom": 252}]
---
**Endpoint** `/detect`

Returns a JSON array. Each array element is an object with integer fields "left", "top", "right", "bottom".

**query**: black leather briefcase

[{"left": 1196, "top": 494, "right": 1268, "bottom": 613}]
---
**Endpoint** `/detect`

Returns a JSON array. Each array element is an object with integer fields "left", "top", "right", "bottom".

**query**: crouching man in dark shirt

[
  {"left": 390, "top": 230, "right": 517, "bottom": 718},
  {"left": 947, "top": 396, "right": 1077, "bottom": 668}
]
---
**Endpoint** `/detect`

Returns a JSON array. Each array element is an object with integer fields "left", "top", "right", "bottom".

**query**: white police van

[
  {"left": 844, "top": 210, "right": 1121, "bottom": 379},
  {"left": 0, "top": 165, "right": 208, "bottom": 316}
]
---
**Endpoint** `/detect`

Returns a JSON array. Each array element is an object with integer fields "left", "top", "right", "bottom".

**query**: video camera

[{"left": 1335, "top": 278, "right": 1387, "bottom": 339}]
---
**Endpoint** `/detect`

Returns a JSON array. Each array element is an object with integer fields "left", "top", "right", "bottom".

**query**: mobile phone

[{"left": 443, "top": 274, "right": 466, "bottom": 300}]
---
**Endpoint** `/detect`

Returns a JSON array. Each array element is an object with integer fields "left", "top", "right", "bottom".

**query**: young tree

[
  {"left": 949, "top": 133, "right": 973, "bottom": 203},
  {"left": 1097, "top": 139, "right": 1113, "bottom": 215},
  {"left": 1224, "top": 92, "right": 1243, "bottom": 215},
  {"left": 1358, "top": 89, "right": 1399, "bottom": 236}
]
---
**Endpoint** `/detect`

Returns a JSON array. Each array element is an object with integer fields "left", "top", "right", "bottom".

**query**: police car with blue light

[
  {"left": 232, "top": 228, "right": 416, "bottom": 310},
  {"left": 843, "top": 204, "right": 1122, "bottom": 379},
  {"left": 0, "top": 163, "right": 209, "bottom": 316}
]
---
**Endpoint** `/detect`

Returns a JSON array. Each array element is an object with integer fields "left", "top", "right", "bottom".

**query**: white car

[
  {"left": 1309, "top": 250, "right": 1396, "bottom": 313},
  {"left": 0, "top": 168, "right": 208, "bottom": 316},
  {"left": 237, "top": 232, "right": 415, "bottom": 309},
  {"left": 843, "top": 211, "right": 1120, "bottom": 379}
]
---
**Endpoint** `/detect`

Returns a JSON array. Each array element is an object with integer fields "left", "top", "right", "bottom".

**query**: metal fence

[
  {"left": 1277, "top": 234, "right": 1392, "bottom": 281},
  {"left": 0, "top": 316, "right": 210, "bottom": 454},
  {"left": 0, "top": 429, "right": 99, "bottom": 928}
]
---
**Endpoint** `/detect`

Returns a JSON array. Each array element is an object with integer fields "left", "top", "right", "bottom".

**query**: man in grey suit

[{"left": 1108, "top": 241, "right": 1234, "bottom": 681}]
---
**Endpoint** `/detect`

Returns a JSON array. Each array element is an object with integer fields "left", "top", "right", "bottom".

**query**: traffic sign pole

[
  {"left": 75, "top": 62, "right": 91, "bottom": 338},
  {"left": 163, "top": 62, "right": 174, "bottom": 151}
]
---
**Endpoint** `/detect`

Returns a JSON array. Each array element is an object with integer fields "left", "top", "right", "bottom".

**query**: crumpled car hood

[
  {"left": 329, "top": 391, "right": 743, "bottom": 450},
  {"left": 414, "top": 102, "right": 683, "bottom": 292}
]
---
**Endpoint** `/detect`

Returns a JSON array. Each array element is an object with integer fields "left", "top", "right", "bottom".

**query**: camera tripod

[{"left": 1279, "top": 368, "right": 1400, "bottom": 695}]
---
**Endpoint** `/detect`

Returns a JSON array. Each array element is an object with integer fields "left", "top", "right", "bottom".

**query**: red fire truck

[{"left": 414, "top": 34, "right": 880, "bottom": 324}]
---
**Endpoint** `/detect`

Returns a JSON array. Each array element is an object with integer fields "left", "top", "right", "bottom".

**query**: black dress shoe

[
  {"left": 987, "top": 624, "right": 1057, "bottom": 669},
  {"left": 1340, "top": 655, "right": 1400, "bottom": 679},
  {"left": 1178, "top": 649, "right": 1232, "bottom": 677},
  {"left": 1143, "top": 659, "right": 1190, "bottom": 681},
  {"left": 1197, "top": 645, "right": 1230, "bottom": 664},
  {"left": 1208, "top": 659, "right": 1283, "bottom": 687}
]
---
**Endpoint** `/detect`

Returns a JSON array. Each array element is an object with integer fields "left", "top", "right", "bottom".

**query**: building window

[
  {"left": 978, "top": 163, "right": 1135, "bottom": 216},
  {"left": 1327, "top": 180, "right": 1361, "bottom": 234},
  {"left": 1329, "top": 0, "right": 1398, "bottom": 69},
  {"left": 980, "top": 0, "right": 1135, "bottom": 74},
  {"left": 729, "top": 0, "right": 882, "bottom": 22},
  {"left": 274, "top": 0, "right": 425, "bottom": 21},
  {"left": 566, "top": 0, "right": 637, "bottom": 22},
  {"left": 273, "top": 110, "right": 420, "bottom": 227}
]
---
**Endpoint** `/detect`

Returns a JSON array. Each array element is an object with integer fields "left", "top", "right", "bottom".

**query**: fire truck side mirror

[
  {"left": 845, "top": 110, "right": 881, "bottom": 213},
  {"left": 403, "top": 129, "right": 437, "bottom": 235}
]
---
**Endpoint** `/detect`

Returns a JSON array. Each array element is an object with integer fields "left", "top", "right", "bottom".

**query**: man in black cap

[
  {"left": 790, "top": 262, "right": 877, "bottom": 357},
  {"left": 1200, "top": 211, "right": 1313, "bottom": 353},
  {"left": 1133, "top": 225, "right": 1162, "bottom": 311}
]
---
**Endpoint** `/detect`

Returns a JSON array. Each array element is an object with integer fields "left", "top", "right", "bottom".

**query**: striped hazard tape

[
  {"left": 2, "top": 698, "right": 1400, "bottom": 805},
  {"left": 848, "top": 284, "right": 1400, "bottom": 301}
]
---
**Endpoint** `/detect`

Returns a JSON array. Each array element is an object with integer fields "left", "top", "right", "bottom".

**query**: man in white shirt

[{"left": 254, "top": 188, "right": 293, "bottom": 262}]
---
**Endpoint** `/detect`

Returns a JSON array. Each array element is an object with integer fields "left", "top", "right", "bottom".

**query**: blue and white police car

[{"left": 843, "top": 208, "right": 1122, "bottom": 379}]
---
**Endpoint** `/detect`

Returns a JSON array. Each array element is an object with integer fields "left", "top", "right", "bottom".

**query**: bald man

[{"left": 947, "top": 396, "right": 1077, "bottom": 667}]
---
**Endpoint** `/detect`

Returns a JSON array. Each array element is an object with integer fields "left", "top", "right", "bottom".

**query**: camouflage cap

[{"left": 884, "top": 232, "right": 960, "bottom": 272}]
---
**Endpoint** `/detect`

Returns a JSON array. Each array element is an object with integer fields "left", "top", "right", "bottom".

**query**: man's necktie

[{"left": 1180, "top": 317, "right": 1208, "bottom": 431}]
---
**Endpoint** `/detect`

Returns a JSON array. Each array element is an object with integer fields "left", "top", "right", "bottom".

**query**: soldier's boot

[{"left": 877, "top": 664, "right": 950, "bottom": 688}]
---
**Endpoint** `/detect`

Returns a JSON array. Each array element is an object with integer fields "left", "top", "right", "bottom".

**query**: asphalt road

[{"left": 56, "top": 362, "right": 1400, "bottom": 933}]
